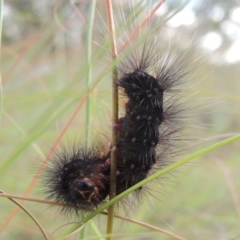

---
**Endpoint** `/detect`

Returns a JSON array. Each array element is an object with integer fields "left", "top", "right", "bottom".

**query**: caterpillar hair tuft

[{"left": 41, "top": 142, "right": 111, "bottom": 215}]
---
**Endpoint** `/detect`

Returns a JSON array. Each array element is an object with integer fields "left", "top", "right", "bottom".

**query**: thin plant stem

[
  {"left": 0, "top": 190, "right": 190, "bottom": 239},
  {"left": 82, "top": 2, "right": 96, "bottom": 237},
  {"left": 85, "top": 0, "right": 96, "bottom": 146},
  {"left": 48, "top": 222, "right": 85, "bottom": 240},
  {"left": 105, "top": 213, "right": 186, "bottom": 240},
  {"left": 105, "top": 0, "right": 118, "bottom": 239},
  {"left": 0, "top": 191, "right": 48, "bottom": 240},
  {"left": 0, "top": 192, "right": 66, "bottom": 206}
]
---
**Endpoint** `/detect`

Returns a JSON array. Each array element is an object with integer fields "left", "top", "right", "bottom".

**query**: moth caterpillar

[
  {"left": 41, "top": 0, "right": 191, "bottom": 216},
  {"left": 41, "top": 44, "right": 189, "bottom": 214},
  {"left": 115, "top": 44, "right": 188, "bottom": 195}
]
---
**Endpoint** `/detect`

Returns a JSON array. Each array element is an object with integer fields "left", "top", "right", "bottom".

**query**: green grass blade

[
  {"left": 90, "top": 221, "right": 104, "bottom": 240},
  {"left": 0, "top": 90, "right": 83, "bottom": 176},
  {"left": 3, "top": 109, "right": 45, "bottom": 159},
  {"left": 85, "top": 0, "right": 96, "bottom": 145}
]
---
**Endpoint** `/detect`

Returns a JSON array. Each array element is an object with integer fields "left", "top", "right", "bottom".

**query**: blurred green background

[{"left": 0, "top": 0, "right": 240, "bottom": 239}]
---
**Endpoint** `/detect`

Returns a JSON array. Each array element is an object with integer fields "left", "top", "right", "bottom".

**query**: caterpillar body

[
  {"left": 114, "top": 48, "right": 187, "bottom": 195},
  {"left": 42, "top": 46, "right": 188, "bottom": 214}
]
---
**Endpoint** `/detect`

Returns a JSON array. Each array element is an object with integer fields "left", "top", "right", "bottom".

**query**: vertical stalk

[
  {"left": 85, "top": 0, "right": 96, "bottom": 146},
  {"left": 84, "top": 3, "right": 97, "bottom": 238},
  {"left": 105, "top": 0, "right": 118, "bottom": 239},
  {"left": 0, "top": 0, "right": 3, "bottom": 125}
]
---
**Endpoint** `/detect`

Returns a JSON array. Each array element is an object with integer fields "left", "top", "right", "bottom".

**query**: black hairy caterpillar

[
  {"left": 114, "top": 44, "right": 188, "bottom": 195},
  {"left": 41, "top": 44, "right": 188, "bottom": 214}
]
